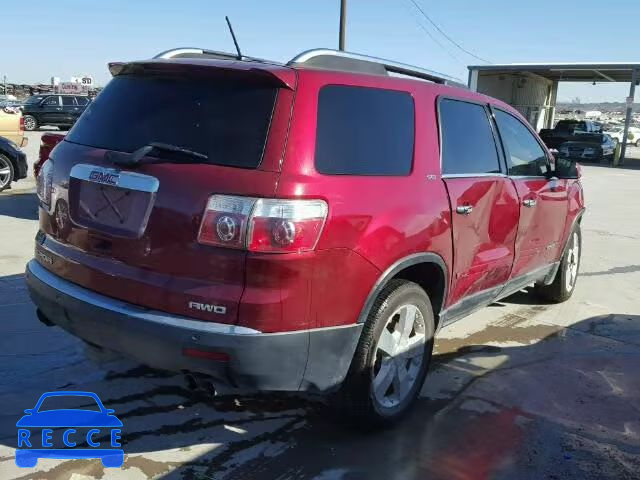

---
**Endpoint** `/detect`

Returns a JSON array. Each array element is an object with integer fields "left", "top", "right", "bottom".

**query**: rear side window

[
  {"left": 439, "top": 98, "right": 500, "bottom": 175},
  {"left": 75, "top": 96, "right": 89, "bottom": 105},
  {"left": 315, "top": 85, "right": 414, "bottom": 175},
  {"left": 61, "top": 96, "right": 75, "bottom": 106},
  {"left": 494, "top": 110, "right": 548, "bottom": 177},
  {"left": 66, "top": 75, "right": 278, "bottom": 169}
]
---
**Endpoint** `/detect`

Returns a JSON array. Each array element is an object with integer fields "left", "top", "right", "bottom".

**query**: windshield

[
  {"left": 37, "top": 395, "right": 101, "bottom": 412},
  {"left": 66, "top": 74, "right": 278, "bottom": 169}
]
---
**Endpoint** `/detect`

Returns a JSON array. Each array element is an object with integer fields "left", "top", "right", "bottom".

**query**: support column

[
  {"left": 619, "top": 68, "right": 638, "bottom": 166},
  {"left": 546, "top": 80, "right": 559, "bottom": 129}
]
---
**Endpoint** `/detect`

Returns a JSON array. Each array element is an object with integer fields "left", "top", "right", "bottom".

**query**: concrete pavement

[{"left": 0, "top": 135, "right": 638, "bottom": 479}]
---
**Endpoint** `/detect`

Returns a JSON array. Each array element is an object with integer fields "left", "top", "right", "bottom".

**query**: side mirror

[{"left": 555, "top": 155, "right": 580, "bottom": 179}]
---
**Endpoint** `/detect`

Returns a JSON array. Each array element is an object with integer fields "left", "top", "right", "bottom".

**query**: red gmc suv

[{"left": 26, "top": 48, "right": 584, "bottom": 425}]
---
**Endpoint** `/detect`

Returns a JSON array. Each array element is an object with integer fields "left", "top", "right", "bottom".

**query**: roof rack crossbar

[{"left": 288, "top": 49, "right": 465, "bottom": 87}]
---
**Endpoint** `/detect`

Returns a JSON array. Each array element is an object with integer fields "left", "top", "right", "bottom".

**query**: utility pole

[{"left": 339, "top": 0, "right": 347, "bottom": 51}]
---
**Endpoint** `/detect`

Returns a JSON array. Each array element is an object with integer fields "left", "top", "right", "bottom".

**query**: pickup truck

[
  {"left": 0, "top": 108, "right": 28, "bottom": 191},
  {"left": 539, "top": 119, "right": 602, "bottom": 150},
  {"left": 0, "top": 107, "right": 27, "bottom": 147}
]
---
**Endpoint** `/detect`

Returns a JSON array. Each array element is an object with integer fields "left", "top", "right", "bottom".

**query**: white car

[{"left": 605, "top": 127, "right": 640, "bottom": 147}]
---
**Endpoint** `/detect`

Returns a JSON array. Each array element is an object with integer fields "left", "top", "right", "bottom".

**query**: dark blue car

[{"left": 16, "top": 391, "right": 123, "bottom": 468}]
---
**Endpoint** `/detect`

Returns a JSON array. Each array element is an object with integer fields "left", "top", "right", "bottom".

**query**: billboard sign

[{"left": 56, "top": 82, "right": 87, "bottom": 94}]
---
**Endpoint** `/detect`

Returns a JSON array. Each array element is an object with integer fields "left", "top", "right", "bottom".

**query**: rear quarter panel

[{"left": 276, "top": 70, "right": 453, "bottom": 326}]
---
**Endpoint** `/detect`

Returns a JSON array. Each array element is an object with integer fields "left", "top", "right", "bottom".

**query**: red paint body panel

[
  {"left": 509, "top": 178, "right": 570, "bottom": 278},
  {"left": 35, "top": 58, "right": 585, "bottom": 335},
  {"left": 35, "top": 132, "right": 65, "bottom": 178},
  {"left": 443, "top": 177, "right": 519, "bottom": 306}
]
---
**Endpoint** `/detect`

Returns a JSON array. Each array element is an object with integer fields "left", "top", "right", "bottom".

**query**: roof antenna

[{"left": 225, "top": 16, "right": 243, "bottom": 60}]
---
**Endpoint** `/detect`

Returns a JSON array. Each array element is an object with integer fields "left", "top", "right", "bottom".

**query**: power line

[
  {"left": 408, "top": 0, "right": 491, "bottom": 64},
  {"left": 402, "top": 0, "right": 461, "bottom": 64}
]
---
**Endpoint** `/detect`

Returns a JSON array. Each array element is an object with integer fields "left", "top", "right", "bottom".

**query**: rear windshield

[
  {"left": 556, "top": 120, "right": 586, "bottom": 132},
  {"left": 66, "top": 74, "right": 278, "bottom": 169}
]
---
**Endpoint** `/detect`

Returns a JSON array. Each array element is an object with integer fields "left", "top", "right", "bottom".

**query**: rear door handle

[
  {"left": 523, "top": 199, "right": 537, "bottom": 207},
  {"left": 456, "top": 205, "right": 473, "bottom": 215}
]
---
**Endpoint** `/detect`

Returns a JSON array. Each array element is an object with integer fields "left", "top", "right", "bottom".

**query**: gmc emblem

[{"left": 89, "top": 170, "right": 119, "bottom": 186}]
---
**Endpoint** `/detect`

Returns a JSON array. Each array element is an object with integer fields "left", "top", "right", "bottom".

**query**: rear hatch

[{"left": 38, "top": 60, "right": 295, "bottom": 325}]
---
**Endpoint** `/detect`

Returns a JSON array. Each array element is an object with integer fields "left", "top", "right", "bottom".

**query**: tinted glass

[
  {"left": 61, "top": 96, "right": 75, "bottom": 106},
  {"left": 439, "top": 99, "right": 500, "bottom": 175},
  {"left": 315, "top": 85, "right": 414, "bottom": 175},
  {"left": 43, "top": 96, "right": 59, "bottom": 106},
  {"left": 75, "top": 96, "right": 89, "bottom": 105},
  {"left": 67, "top": 74, "right": 277, "bottom": 168},
  {"left": 495, "top": 110, "right": 548, "bottom": 176},
  {"left": 26, "top": 95, "right": 47, "bottom": 104}
]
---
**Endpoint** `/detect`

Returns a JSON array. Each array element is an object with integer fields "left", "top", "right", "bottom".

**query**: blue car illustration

[{"left": 16, "top": 391, "right": 123, "bottom": 468}]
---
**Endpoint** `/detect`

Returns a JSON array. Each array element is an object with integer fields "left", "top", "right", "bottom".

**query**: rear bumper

[{"left": 25, "top": 260, "right": 361, "bottom": 393}]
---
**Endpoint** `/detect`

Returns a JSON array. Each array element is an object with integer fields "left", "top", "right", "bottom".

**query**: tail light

[
  {"left": 36, "top": 160, "right": 54, "bottom": 206},
  {"left": 198, "top": 195, "right": 328, "bottom": 253},
  {"left": 19, "top": 116, "right": 24, "bottom": 133}
]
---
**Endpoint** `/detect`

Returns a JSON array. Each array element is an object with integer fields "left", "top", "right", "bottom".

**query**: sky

[{"left": 1, "top": 0, "right": 638, "bottom": 103}]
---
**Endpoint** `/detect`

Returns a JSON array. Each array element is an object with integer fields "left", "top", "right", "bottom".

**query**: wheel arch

[
  {"left": 357, "top": 252, "right": 448, "bottom": 327},
  {"left": 543, "top": 207, "right": 585, "bottom": 285}
]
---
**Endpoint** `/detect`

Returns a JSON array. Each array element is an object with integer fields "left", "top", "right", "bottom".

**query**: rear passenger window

[
  {"left": 61, "top": 97, "right": 75, "bottom": 106},
  {"left": 43, "top": 96, "right": 59, "bottom": 106},
  {"left": 439, "top": 99, "right": 501, "bottom": 175},
  {"left": 315, "top": 85, "right": 414, "bottom": 175},
  {"left": 494, "top": 110, "right": 548, "bottom": 177}
]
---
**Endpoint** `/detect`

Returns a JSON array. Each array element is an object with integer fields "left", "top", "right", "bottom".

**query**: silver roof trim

[
  {"left": 154, "top": 48, "right": 206, "bottom": 59},
  {"left": 289, "top": 48, "right": 465, "bottom": 87}
]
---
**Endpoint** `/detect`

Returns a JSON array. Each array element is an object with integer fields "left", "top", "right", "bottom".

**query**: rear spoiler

[{"left": 107, "top": 59, "right": 296, "bottom": 90}]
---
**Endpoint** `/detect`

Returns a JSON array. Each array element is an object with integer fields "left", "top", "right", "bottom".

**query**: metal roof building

[{"left": 468, "top": 63, "right": 640, "bottom": 163}]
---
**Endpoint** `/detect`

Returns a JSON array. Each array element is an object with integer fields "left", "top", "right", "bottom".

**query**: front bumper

[{"left": 25, "top": 260, "right": 361, "bottom": 393}]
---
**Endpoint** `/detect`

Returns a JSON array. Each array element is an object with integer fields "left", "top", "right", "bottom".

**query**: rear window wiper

[{"left": 107, "top": 142, "right": 208, "bottom": 167}]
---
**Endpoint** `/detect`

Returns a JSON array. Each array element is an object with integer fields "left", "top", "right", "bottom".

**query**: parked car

[
  {"left": 0, "top": 107, "right": 27, "bottom": 147},
  {"left": 26, "top": 48, "right": 584, "bottom": 426},
  {"left": 0, "top": 134, "right": 28, "bottom": 191},
  {"left": 539, "top": 119, "right": 603, "bottom": 150},
  {"left": 604, "top": 126, "right": 640, "bottom": 146},
  {"left": 22, "top": 94, "right": 90, "bottom": 131},
  {"left": 558, "top": 134, "right": 616, "bottom": 163},
  {"left": 34, "top": 132, "right": 65, "bottom": 179}
]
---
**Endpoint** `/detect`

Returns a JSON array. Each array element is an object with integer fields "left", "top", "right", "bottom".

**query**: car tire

[
  {"left": 0, "top": 154, "right": 15, "bottom": 192},
  {"left": 23, "top": 115, "right": 38, "bottom": 131},
  {"left": 635, "top": 139, "right": 640, "bottom": 147},
  {"left": 535, "top": 224, "right": 582, "bottom": 303},
  {"left": 338, "top": 279, "right": 435, "bottom": 428}
]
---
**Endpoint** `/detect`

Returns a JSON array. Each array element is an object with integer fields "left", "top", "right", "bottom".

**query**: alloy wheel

[
  {"left": 371, "top": 303, "right": 426, "bottom": 409},
  {"left": 0, "top": 157, "right": 12, "bottom": 190},
  {"left": 24, "top": 116, "right": 36, "bottom": 130},
  {"left": 565, "top": 232, "right": 580, "bottom": 292}
]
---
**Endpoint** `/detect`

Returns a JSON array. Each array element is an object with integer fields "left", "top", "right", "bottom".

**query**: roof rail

[
  {"left": 288, "top": 49, "right": 465, "bottom": 87},
  {"left": 154, "top": 47, "right": 242, "bottom": 60},
  {"left": 153, "top": 47, "right": 279, "bottom": 66}
]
